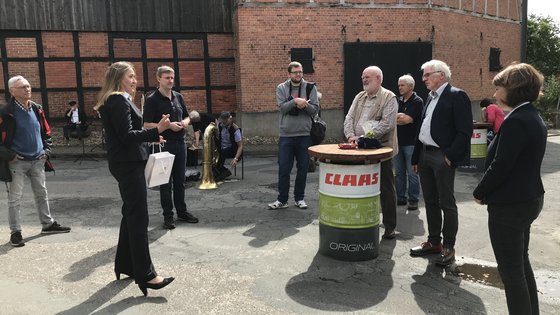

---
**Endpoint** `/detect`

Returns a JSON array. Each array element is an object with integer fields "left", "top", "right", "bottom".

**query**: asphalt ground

[{"left": 1, "top": 136, "right": 559, "bottom": 314}]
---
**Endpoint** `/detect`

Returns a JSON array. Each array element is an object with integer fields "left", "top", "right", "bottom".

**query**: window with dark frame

[{"left": 291, "top": 48, "right": 314, "bottom": 74}]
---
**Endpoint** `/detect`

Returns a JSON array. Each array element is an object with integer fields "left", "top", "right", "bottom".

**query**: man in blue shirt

[{"left": 0, "top": 76, "right": 71, "bottom": 247}]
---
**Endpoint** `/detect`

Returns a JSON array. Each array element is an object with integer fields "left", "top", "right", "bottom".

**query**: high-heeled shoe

[
  {"left": 115, "top": 271, "right": 132, "bottom": 281},
  {"left": 138, "top": 277, "right": 175, "bottom": 296}
]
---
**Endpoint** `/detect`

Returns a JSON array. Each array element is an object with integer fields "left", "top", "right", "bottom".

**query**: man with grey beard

[{"left": 343, "top": 66, "right": 398, "bottom": 240}]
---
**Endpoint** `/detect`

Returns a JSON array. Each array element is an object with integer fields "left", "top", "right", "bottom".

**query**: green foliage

[
  {"left": 527, "top": 15, "right": 560, "bottom": 77},
  {"left": 528, "top": 15, "right": 560, "bottom": 126},
  {"left": 534, "top": 76, "right": 560, "bottom": 127}
]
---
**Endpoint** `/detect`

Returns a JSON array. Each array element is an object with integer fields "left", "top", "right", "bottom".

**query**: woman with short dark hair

[{"left": 473, "top": 63, "right": 546, "bottom": 315}]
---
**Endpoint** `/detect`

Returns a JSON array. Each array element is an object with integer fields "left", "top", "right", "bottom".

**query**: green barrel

[{"left": 318, "top": 162, "right": 381, "bottom": 261}]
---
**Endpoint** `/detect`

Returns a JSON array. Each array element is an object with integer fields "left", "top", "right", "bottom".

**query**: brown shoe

[
  {"left": 435, "top": 248, "right": 455, "bottom": 266},
  {"left": 410, "top": 241, "right": 443, "bottom": 256}
]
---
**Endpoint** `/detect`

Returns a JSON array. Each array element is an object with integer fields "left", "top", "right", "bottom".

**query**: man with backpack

[
  {"left": 268, "top": 61, "right": 319, "bottom": 210},
  {"left": 213, "top": 111, "right": 243, "bottom": 181}
]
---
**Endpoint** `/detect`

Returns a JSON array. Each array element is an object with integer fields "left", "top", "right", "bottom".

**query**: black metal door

[{"left": 343, "top": 42, "right": 432, "bottom": 114}]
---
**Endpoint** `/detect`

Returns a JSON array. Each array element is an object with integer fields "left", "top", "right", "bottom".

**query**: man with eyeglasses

[
  {"left": 409, "top": 60, "right": 472, "bottom": 267},
  {"left": 268, "top": 61, "right": 318, "bottom": 210},
  {"left": 343, "top": 66, "right": 399, "bottom": 240},
  {"left": 143, "top": 66, "right": 198, "bottom": 229},
  {"left": 0, "top": 75, "right": 71, "bottom": 247}
]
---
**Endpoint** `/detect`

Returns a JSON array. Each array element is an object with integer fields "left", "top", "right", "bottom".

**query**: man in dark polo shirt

[
  {"left": 394, "top": 74, "right": 423, "bottom": 211},
  {"left": 144, "top": 66, "right": 198, "bottom": 229},
  {"left": 189, "top": 110, "right": 216, "bottom": 149}
]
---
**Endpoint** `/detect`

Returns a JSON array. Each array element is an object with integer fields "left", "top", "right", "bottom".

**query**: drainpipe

[{"left": 520, "top": 0, "right": 528, "bottom": 62}]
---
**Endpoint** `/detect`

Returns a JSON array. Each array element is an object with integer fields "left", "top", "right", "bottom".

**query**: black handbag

[{"left": 310, "top": 114, "right": 326, "bottom": 145}]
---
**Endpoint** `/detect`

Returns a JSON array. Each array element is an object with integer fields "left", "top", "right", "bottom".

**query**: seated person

[
  {"left": 189, "top": 110, "right": 217, "bottom": 148},
  {"left": 63, "top": 100, "right": 88, "bottom": 145},
  {"left": 214, "top": 111, "right": 243, "bottom": 181}
]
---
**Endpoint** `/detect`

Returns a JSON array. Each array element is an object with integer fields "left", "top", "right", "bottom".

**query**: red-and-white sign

[
  {"left": 319, "top": 162, "right": 380, "bottom": 198},
  {"left": 471, "top": 128, "right": 487, "bottom": 145}
]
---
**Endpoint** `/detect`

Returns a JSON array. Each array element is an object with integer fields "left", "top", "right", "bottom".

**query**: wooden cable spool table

[{"left": 308, "top": 144, "right": 393, "bottom": 261}]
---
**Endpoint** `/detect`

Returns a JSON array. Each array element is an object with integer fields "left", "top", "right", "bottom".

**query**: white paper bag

[{"left": 145, "top": 150, "right": 175, "bottom": 188}]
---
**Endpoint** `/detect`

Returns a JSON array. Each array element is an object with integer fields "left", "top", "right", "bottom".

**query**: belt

[{"left": 424, "top": 145, "right": 440, "bottom": 151}]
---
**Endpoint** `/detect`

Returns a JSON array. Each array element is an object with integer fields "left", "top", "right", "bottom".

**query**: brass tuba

[{"left": 197, "top": 122, "right": 219, "bottom": 189}]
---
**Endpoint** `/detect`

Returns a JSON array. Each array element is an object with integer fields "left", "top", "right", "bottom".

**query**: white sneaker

[
  {"left": 295, "top": 200, "right": 308, "bottom": 209},
  {"left": 268, "top": 200, "right": 288, "bottom": 210}
]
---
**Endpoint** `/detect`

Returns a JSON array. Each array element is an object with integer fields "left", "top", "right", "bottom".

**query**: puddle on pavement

[{"left": 457, "top": 263, "right": 504, "bottom": 289}]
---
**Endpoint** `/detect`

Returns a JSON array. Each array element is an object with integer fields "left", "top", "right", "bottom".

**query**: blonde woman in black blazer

[
  {"left": 94, "top": 61, "right": 174, "bottom": 296},
  {"left": 474, "top": 63, "right": 546, "bottom": 315}
]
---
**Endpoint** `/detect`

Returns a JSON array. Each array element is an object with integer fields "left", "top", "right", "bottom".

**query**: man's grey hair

[
  {"left": 364, "top": 66, "right": 383, "bottom": 83},
  {"left": 189, "top": 110, "right": 200, "bottom": 120},
  {"left": 8, "top": 75, "right": 26, "bottom": 88},
  {"left": 398, "top": 74, "right": 415, "bottom": 89},
  {"left": 421, "top": 59, "right": 451, "bottom": 81},
  {"left": 157, "top": 65, "right": 174, "bottom": 78}
]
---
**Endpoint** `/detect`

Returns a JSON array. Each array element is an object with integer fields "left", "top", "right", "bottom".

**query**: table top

[{"left": 308, "top": 144, "right": 393, "bottom": 163}]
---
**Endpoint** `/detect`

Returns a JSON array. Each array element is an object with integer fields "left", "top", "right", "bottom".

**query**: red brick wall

[
  {"left": 210, "top": 61, "right": 235, "bottom": 86},
  {"left": 182, "top": 90, "right": 207, "bottom": 112},
  {"left": 113, "top": 38, "right": 142, "bottom": 58},
  {"left": 179, "top": 61, "right": 206, "bottom": 86},
  {"left": 211, "top": 89, "right": 236, "bottom": 113},
  {"left": 42, "top": 32, "right": 74, "bottom": 58},
  {"left": 7, "top": 62, "right": 40, "bottom": 87},
  {"left": 208, "top": 34, "right": 234, "bottom": 58},
  {"left": 79, "top": 33, "right": 108, "bottom": 57},
  {"left": 83, "top": 91, "right": 99, "bottom": 116},
  {"left": 48, "top": 91, "right": 78, "bottom": 117},
  {"left": 178, "top": 39, "right": 204, "bottom": 58},
  {"left": 146, "top": 40, "right": 173, "bottom": 58},
  {"left": 431, "top": 11, "right": 520, "bottom": 101},
  {"left": 81, "top": 62, "right": 108, "bottom": 87},
  {"left": 44, "top": 61, "right": 77, "bottom": 88},
  {"left": 235, "top": 4, "right": 520, "bottom": 115},
  {"left": 5, "top": 37, "right": 37, "bottom": 58}
]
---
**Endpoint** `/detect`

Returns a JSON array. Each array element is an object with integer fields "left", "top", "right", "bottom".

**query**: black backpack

[{"left": 306, "top": 83, "right": 326, "bottom": 145}]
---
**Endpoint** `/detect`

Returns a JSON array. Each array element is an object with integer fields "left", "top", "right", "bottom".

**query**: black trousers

[
  {"left": 63, "top": 123, "right": 87, "bottom": 140},
  {"left": 108, "top": 160, "right": 156, "bottom": 284},
  {"left": 217, "top": 146, "right": 235, "bottom": 171},
  {"left": 488, "top": 195, "right": 543, "bottom": 315},
  {"left": 380, "top": 159, "right": 397, "bottom": 230},
  {"left": 159, "top": 140, "right": 187, "bottom": 218},
  {"left": 418, "top": 147, "right": 458, "bottom": 249}
]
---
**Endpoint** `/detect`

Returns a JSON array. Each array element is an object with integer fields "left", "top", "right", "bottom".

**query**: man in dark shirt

[
  {"left": 394, "top": 74, "right": 423, "bottom": 211},
  {"left": 143, "top": 66, "right": 198, "bottom": 229},
  {"left": 189, "top": 110, "right": 216, "bottom": 148}
]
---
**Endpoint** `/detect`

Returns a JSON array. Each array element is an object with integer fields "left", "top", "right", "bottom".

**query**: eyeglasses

[
  {"left": 13, "top": 85, "right": 31, "bottom": 89},
  {"left": 422, "top": 71, "right": 442, "bottom": 79},
  {"left": 290, "top": 71, "right": 303, "bottom": 74}
]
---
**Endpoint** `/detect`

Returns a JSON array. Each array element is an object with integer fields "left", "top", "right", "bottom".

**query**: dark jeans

[
  {"left": 488, "top": 195, "right": 543, "bottom": 315},
  {"left": 394, "top": 145, "right": 420, "bottom": 203},
  {"left": 159, "top": 140, "right": 187, "bottom": 218},
  {"left": 277, "top": 136, "right": 311, "bottom": 203},
  {"left": 108, "top": 160, "right": 156, "bottom": 284},
  {"left": 217, "top": 146, "right": 236, "bottom": 172},
  {"left": 63, "top": 123, "right": 87, "bottom": 140},
  {"left": 418, "top": 147, "right": 458, "bottom": 249},
  {"left": 380, "top": 159, "right": 397, "bottom": 230}
]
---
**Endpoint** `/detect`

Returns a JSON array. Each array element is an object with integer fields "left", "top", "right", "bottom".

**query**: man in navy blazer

[{"left": 409, "top": 60, "right": 473, "bottom": 266}]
